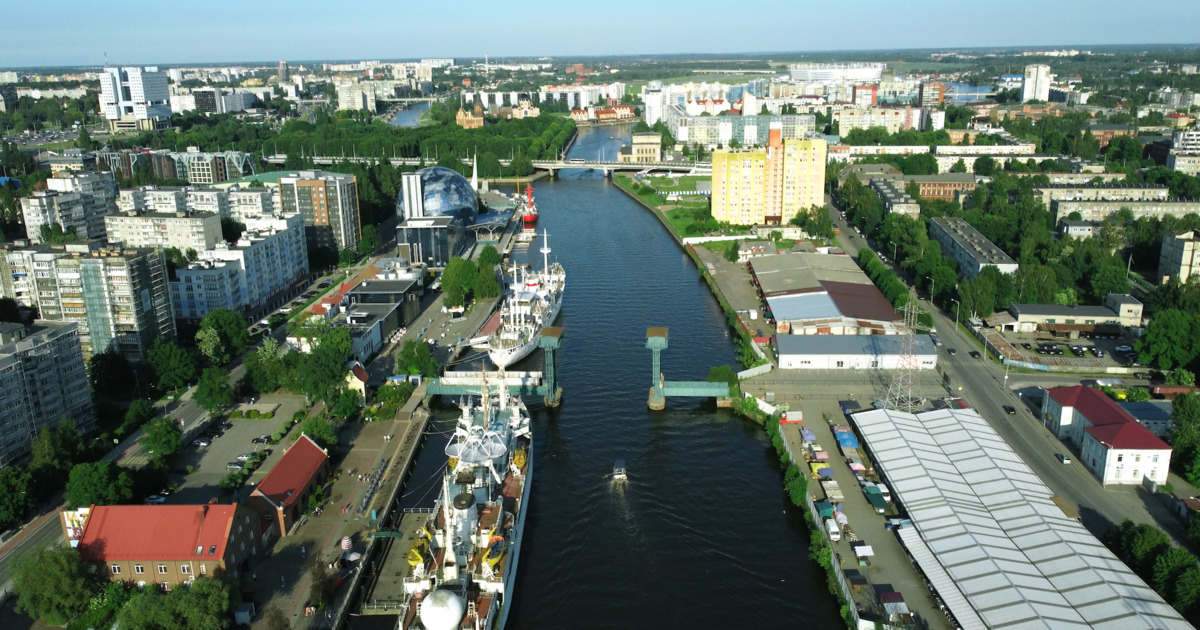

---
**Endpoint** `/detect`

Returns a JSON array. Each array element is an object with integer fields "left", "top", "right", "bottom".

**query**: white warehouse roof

[{"left": 851, "top": 407, "right": 1190, "bottom": 629}]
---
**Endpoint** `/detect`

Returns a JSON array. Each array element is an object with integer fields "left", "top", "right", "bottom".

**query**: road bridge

[{"left": 260, "top": 153, "right": 710, "bottom": 178}]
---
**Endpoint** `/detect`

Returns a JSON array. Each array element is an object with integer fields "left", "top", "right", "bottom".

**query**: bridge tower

[
  {"left": 646, "top": 327, "right": 669, "bottom": 410},
  {"left": 539, "top": 327, "right": 563, "bottom": 407}
]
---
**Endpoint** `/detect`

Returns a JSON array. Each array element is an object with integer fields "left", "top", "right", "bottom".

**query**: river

[
  {"left": 388, "top": 102, "right": 430, "bottom": 128},
  {"left": 380, "top": 124, "right": 841, "bottom": 628}
]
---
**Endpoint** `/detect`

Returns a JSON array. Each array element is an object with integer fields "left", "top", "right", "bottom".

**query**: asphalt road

[{"left": 825, "top": 196, "right": 1189, "bottom": 543}]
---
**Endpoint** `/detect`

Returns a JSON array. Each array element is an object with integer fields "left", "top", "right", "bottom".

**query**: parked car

[
  {"left": 1115, "top": 345, "right": 1133, "bottom": 352},
  {"left": 1021, "top": 342, "right": 1032, "bottom": 350},
  {"left": 969, "top": 350, "right": 982, "bottom": 359},
  {"left": 1003, "top": 405, "right": 1017, "bottom": 415},
  {"left": 252, "top": 435, "right": 271, "bottom": 444},
  {"left": 192, "top": 438, "right": 211, "bottom": 447},
  {"left": 1056, "top": 453, "right": 1071, "bottom": 464},
  {"left": 929, "top": 333, "right": 943, "bottom": 347},
  {"left": 143, "top": 495, "right": 166, "bottom": 505},
  {"left": 237, "top": 453, "right": 254, "bottom": 461},
  {"left": 1134, "top": 372, "right": 1152, "bottom": 380},
  {"left": 226, "top": 462, "right": 245, "bottom": 470}
]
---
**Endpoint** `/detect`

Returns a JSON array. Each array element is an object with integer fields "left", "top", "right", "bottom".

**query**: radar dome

[
  {"left": 418, "top": 589, "right": 465, "bottom": 630},
  {"left": 397, "top": 166, "right": 478, "bottom": 223}
]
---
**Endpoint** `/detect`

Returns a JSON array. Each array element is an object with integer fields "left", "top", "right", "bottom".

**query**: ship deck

[{"left": 359, "top": 512, "right": 432, "bottom": 615}]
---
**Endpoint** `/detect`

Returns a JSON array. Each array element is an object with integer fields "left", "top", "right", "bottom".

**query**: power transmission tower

[{"left": 884, "top": 301, "right": 921, "bottom": 413}]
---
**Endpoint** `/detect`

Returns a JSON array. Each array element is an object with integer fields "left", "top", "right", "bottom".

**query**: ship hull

[
  {"left": 487, "top": 294, "right": 562, "bottom": 368},
  {"left": 495, "top": 438, "right": 533, "bottom": 630}
]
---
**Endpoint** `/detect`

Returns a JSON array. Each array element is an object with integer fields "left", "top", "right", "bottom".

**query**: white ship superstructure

[{"left": 486, "top": 230, "right": 565, "bottom": 368}]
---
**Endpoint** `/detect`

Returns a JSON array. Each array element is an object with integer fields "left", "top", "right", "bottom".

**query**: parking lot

[
  {"left": 981, "top": 327, "right": 1147, "bottom": 371},
  {"left": 165, "top": 394, "right": 308, "bottom": 506}
]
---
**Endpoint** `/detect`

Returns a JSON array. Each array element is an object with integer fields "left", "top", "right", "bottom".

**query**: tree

[
  {"left": 1173, "top": 566, "right": 1200, "bottom": 614},
  {"left": 142, "top": 415, "right": 182, "bottom": 465},
  {"left": 246, "top": 338, "right": 287, "bottom": 394},
  {"left": 339, "top": 248, "right": 357, "bottom": 266},
  {"left": 478, "top": 244, "right": 501, "bottom": 267},
  {"left": 148, "top": 338, "right": 199, "bottom": 391},
  {"left": 308, "top": 560, "right": 335, "bottom": 610},
  {"left": 359, "top": 225, "right": 379, "bottom": 257},
  {"left": 12, "top": 546, "right": 92, "bottom": 625},
  {"left": 0, "top": 296, "right": 22, "bottom": 323},
  {"left": 1167, "top": 369, "right": 1197, "bottom": 387},
  {"left": 89, "top": 349, "right": 135, "bottom": 399},
  {"left": 195, "top": 327, "right": 230, "bottom": 366},
  {"left": 119, "top": 575, "right": 231, "bottom": 630},
  {"left": 376, "top": 381, "right": 414, "bottom": 413},
  {"left": 64, "top": 461, "right": 134, "bottom": 508},
  {"left": 1136, "top": 309, "right": 1200, "bottom": 371},
  {"left": 396, "top": 339, "right": 438, "bottom": 377},
  {"left": 1089, "top": 264, "right": 1130, "bottom": 301},
  {"left": 0, "top": 466, "right": 34, "bottom": 530},
  {"left": 125, "top": 397, "right": 155, "bottom": 428},
  {"left": 1153, "top": 547, "right": 1199, "bottom": 595},
  {"left": 475, "top": 262, "right": 501, "bottom": 299},
  {"left": 195, "top": 367, "right": 234, "bottom": 413},
  {"left": 30, "top": 417, "right": 84, "bottom": 488},
  {"left": 290, "top": 319, "right": 352, "bottom": 404},
  {"left": 329, "top": 388, "right": 362, "bottom": 420},
  {"left": 973, "top": 156, "right": 997, "bottom": 176},
  {"left": 950, "top": 158, "right": 967, "bottom": 173},
  {"left": 198, "top": 309, "right": 250, "bottom": 363},
  {"left": 301, "top": 414, "right": 337, "bottom": 448},
  {"left": 220, "top": 217, "right": 245, "bottom": 245}
]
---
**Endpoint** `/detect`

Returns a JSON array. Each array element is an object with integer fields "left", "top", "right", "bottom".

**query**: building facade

[
  {"left": 618, "top": 133, "right": 662, "bottom": 163},
  {"left": 44, "top": 171, "right": 118, "bottom": 230},
  {"left": 711, "top": 131, "right": 826, "bottom": 226},
  {"left": 930, "top": 216, "right": 1018, "bottom": 279},
  {"left": 20, "top": 191, "right": 94, "bottom": 243},
  {"left": 104, "top": 211, "right": 222, "bottom": 252},
  {"left": 0, "top": 242, "right": 175, "bottom": 361},
  {"left": 1021, "top": 64, "right": 1051, "bottom": 103},
  {"left": 1159, "top": 230, "right": 1200, "bottom": 285},
  {"left": 918, "top": 82, "right": 944, "bottom": 109},
  {"left": 0, "top": 322, "right": 94, "bottom": 467},
  {"left": 1042, "top": 386, "right": 1171, "bottom": 485},
  {"left": 277, "top": 171, "right": 361, "bottom": 253},
  {"left": 98, "top": 67, "right": 171, "bottom": 132}
]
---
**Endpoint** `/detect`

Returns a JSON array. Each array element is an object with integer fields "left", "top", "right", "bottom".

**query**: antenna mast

[{"left": 884, "top": 301, "right": 921, "bottom": 413}]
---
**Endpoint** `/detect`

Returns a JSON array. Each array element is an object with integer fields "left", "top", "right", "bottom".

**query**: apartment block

[
  {"left": 20, "top": 191, "right": 90, "bottom": 243},
  {"left": 1159, "top": 230, "right": 1200, "bottom": 285},
  {"left": 870, "top": 179, "right": 920, "bottom": 217},
  {"left": 711, "top": 130, "right": 826, "bottom": 226},
  {"left": 930, "top": 216, "right": 1019, "bottom": 280},
  {"left": 95, "top": 149, "right": 255, "bottom": 185},
  {"left": 104, "top": 211, "right": 223, "bottom": 252},
  {"left": 1021, "top": 64, "right": 1051, "bottom": 103},
  {"left": 277, "top": 171, "right": 361, "bottom": 252},
  {"left": 98, "top": 67, "right": 171, "bottom": 132},
  {"left": 45, "top": 171, "right": 118, "bottom": 225},
  {"left": 0, "top": 322, "right": 94, "bottom": 467},
  {"left": 171, "top": 214, "right": 308, "bottom": 320},
  {"left": 0, "top": 242, "right": 175, "bottom": 361}
]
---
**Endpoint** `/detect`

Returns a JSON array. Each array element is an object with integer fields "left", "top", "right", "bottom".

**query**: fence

[
  {"left": 738, "top": 363, "right": 774, "bottom": 380},
  {"left": 806, "top": 492, "right": 862, "bottom": 628}
]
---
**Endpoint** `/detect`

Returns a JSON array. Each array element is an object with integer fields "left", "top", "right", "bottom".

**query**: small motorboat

[{"left": 612, "top": 458, "right": 627, "bottom": 482}]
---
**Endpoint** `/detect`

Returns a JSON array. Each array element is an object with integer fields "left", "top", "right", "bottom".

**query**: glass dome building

[{"left": 396, "top": 166, "right": 478, "bottom": 223}]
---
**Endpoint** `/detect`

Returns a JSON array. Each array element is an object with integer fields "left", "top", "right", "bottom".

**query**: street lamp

[
  {"left": 951, "top": 298, "right": 961, "bottom": 328},
  {"left": 891, "top": 242, "right": 897, "bottom": 262},
  {"left": 925, "top": 275, "right": 935, "bottom": 301}
]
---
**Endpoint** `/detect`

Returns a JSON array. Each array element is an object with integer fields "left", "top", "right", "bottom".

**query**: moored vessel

[{"left": 487, "top": 230, "right": 564, "bottom": 368}]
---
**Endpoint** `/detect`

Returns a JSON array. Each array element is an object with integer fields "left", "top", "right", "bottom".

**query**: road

[{"left": 824, "top": 196, "right": 1189, "bottom": 544}]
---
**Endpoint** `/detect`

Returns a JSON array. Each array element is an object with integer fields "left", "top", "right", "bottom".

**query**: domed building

[
  {"left": 396, "top": 166, "right": 478, "bottom": 223},
  {"left": 396, "top": 166, "right": 479, "bottom": 267}
]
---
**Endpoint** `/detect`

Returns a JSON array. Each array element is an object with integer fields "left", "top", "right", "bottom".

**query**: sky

[{"left": 3, "top": 0, "right": 1200, "bottom": 68}]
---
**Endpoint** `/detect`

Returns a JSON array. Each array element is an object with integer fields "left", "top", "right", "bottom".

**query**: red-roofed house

[
  {"left": 75, "top": 502, "right": 257, "bottom": 588},
  {"left": 1042, "top": 386, "right": 1171, "bottom": 485},
  {"left": 250, "top": 435, "right": 331, "bottom": 536}
]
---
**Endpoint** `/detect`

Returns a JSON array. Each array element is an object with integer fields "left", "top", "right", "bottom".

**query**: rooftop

[
  {"left": 851, "top": 407, "right": 1189, "bottom": 629},
  {"left": 253, "top": 435, "right": 328, "bottom": 510},
  {"left": 1049, "top": 386, "right": 1170, "bottom": 450},
  {"left": 79, "top": 504, "right": 239, "bottom": 562},
  {"left": 1009, "top": 303, "right": 1120, "bottom": 319},
  {"left": 930, "top": 216, "right": 1017, "bottom": 267},
  {"left": 776, "top": 334, "right": 934, "bottom": 356}
]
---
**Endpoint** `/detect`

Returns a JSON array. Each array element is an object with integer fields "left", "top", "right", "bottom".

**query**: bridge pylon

[
  {"left": 646, "top": 327, "right": 668, "bottom": 410},
  {"left": 539, "top": 327, "right": 563, "bottom": 407}
]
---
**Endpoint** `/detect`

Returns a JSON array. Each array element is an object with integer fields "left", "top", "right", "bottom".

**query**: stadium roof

[{"left": 851, "top": 407, "right": 1190, "bottom": 629}]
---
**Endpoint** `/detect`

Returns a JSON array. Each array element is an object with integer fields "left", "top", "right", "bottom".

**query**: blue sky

[{"left": 3, "top": 0, "right": 1199, "bottom": 68}]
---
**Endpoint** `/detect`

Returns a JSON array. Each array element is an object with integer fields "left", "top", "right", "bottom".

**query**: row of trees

[
  {"left": 1105, "top": 519, "right": 1200, "bottom": 619},
  {"left": 439, "top": 246, "right": 503, "bottom": 308}
]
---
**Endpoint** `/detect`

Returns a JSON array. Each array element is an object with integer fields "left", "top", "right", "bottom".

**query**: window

[
  {"left": 180, "top": 565, "right": 190, "bottom": 575},
  {"left": 111, "top": 565, "right": 121, "bottom": 575},
  {"left": 1153, "top": 455, "right": 1160, "bottom": 463},
  {"left": 1135, "top": 454, "right": 1141, "bottom": 463},
  {"left": 200, "top": 564, "right": 206, "bottom": 575},
  {"left": 1117, "top": 454, "right": 1124, "bottom": 463},
  {"left": 135, "top": 565, "right": 144, "bottom": 574},
  {"left": 158, "top": 565, "right": 167, "bottom": 574}
]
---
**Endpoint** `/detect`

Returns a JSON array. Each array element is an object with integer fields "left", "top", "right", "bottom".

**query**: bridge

[
  {"left": 425, "top": 327, "right": 563, "bottom": 407},
  {"left": 645, "top": 327, "right": 729, "bottom": 410},
  {"left": 378, "top": 96, "right": 441, "bottom": 104},
  {"left": 261, "top": 153, "right": 709, "bottom": 178}
]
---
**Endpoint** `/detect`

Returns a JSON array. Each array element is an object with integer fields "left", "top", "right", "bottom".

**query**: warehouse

[
  {"left": 749, "top": 252, "right": 902, "bottom": 335},
  {"left": 775, "top": 334, "right": 937, "bottom": 370}
]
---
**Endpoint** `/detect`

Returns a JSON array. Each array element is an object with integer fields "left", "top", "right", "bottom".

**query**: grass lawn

[{"left": 638, "top": 174, "right": 710, "bottom": 193}]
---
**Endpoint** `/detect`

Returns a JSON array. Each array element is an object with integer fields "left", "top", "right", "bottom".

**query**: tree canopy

[
  {"left": 12, "top": 546, "right": 93, "bottom": 625},
  {"left": 64, "top": 461, "right": 134, "bottom": 509},
  {"left": 148, "top": 338, "right": 199, "bottom": 391},
  {"left": 195, "top": 366, "right": 235, "bottom": 413}
]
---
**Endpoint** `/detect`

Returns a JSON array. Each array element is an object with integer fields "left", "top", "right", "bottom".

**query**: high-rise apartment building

[
  {"left": 278, "top": 61, "right": 289, "bottom": 83},
  {"left": 0, "top": 242, "right": 175, "bottom": 361},
  {"left": 171, "top": 214, "right": 309, "bottom": 320},
  {"left": 104, "top": 210, "right": 223, "bottom": 253},
  {"left": 277, "top": 171, "right": 360, "bottom": 252},
  {"left": 20, "top": 191, "right": 90, "bottom": 243},
  {"left": 851, "top": 84, "right": 878, "bottom": 106},
  {"left": 918, "top": 82, "right": 944, "bottom": 109},
  {"left": 1022, "top": 65, "right": 1052, "bottom": 103},
  {"left": 98, "top": 67, "right": 171, "bottom": 131},
  {"left": 0, "top": 321, "right": 94, "bottom": 467},
  {"left": 711, "top": 129, "right": 826, "bottom": 226}
]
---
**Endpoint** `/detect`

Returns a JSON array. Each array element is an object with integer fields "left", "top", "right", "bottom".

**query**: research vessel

[
  {"left": 400, "top": 381, "right": 533, "bottom": 630},
  {"left": 484, "top": 231, "right": 565, "bottom": 368}
]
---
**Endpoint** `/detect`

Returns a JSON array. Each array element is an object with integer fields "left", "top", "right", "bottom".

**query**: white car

[
  {"left": 1115, "top": 345, "right": 1133, "bottom": 352},
  {"left": 144, "top": 495, "right": 166, "bottom": 505}
]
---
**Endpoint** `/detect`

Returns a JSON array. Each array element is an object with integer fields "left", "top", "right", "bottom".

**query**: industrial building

[
  {"left": 929, "top": 217, "right": 1018, "bottom": 280},
  {"left": 1005, "top": 294, "right": 1143, "bottom": 332},
  {"left": 775, "top": 334, "right": 936, "bottom": 370},
  {"left": 1042, "top": 386, "right": 1172, "bottom": 485},
  {"left": 748, "top": 252, "right": 901, "bottom": 335},
  {"left": 869, "top": 179, "right": 919, "bottom": 217},
  {"left": 851, "top": 407, "right": 1190, "bottom": 629}
]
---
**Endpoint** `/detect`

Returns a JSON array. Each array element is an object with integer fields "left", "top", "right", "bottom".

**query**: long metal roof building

[{"left": 851, "top": 407, "right": 1191, "bottom": 629}]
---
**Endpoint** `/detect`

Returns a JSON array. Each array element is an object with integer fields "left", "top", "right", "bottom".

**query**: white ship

[
  {"left": 485, "top": 231, "right": 565, "bottom": 369},
  {"left": 400, "top": 381, "right": 533, "bottom": 630}
]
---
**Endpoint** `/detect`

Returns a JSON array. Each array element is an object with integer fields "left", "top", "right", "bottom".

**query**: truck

[
  {"left": 825, "top": 518, "right": 841, "bottom": 542},
  {"left": 863, "top": 485, "right": 889, "bottom": 514}
]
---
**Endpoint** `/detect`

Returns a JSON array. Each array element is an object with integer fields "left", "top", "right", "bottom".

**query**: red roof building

[
  {"left": 74, "top": 502, "right": 257, "bottom": 587},
  {"left": 1043, "top": 386, "right": 1171, "bottom": 485},
  {"left": 250, "top": 435, "right": 331, "bottom": 537}
]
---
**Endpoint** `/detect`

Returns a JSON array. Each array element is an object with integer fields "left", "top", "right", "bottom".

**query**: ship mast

[{"left": 541, "top": 229, "right": 551, "bottom": 272}]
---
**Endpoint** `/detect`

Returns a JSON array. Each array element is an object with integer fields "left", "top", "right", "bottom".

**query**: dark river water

[{"left": 373, "top": 124, "right": 841, "bottom": 629}]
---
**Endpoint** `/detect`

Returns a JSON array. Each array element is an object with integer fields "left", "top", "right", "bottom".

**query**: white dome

[{"left": 419, "top": 589, "right": 465, "bottom": 630}]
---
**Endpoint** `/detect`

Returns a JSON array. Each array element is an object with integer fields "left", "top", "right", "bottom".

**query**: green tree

[
  {"left": 308, "top": 561, "right": 335, "bottom": 609},
  {"left": 147, "top": 338, "right": 199, "bottom": 391},
  {"left": 220, "top": 217, "right": 245, "bottom": 245},
  {"left": 475, "top": 262, "right": 501, "bottom": 299},
  {"left": 119, "top": 575, "right": 231, "bottom": 630},
  {"left": 198, "top": 309, "right": 250, "bottom": 363},
  {"left": 339, "top": 248, "right": 357, "bottom": 266},
  {"left": 142, "top": 415, "right": 182, "bottom": 466},
  {"left": 89, "top": 349, "right": 135, "bottom": 399},
  {"left": 195, "top": 366, "right": 234, "bottom": 413},
  {"left": 30, "top": 417, "right": 84, "bottom": 488},
  {"left": 63, "top": 461, "right": 134, "bottom": 508},
  {"left": 1089, "top": 264, "right": 1130, "bottom": 302},
  {"left": 950, "top": 158, "right": 967, "bottom": 173},
  {"left": 301, "top": 414, "right": 337, "bottom": 447},
  {"left": 973, "top": 156, "right": 997, "bottom": 176},
  {"left": 245, "top": 338, "right": 287, "bottom": 394},
  {"left": 478, "top": 244, "right": 501, "bottom": 267},
  {"left": 125, "top": 397, "right": 155, "bottom": 428},
  {"left": 195, "top": 327, "right": 231, "bottom": 366},
  {"left": 1153, "top": 547, "right": 1199, "bottom": 595},
  {"left": 329, "top": 388, "right": 362, "bottom": 420},
  {"left": 359, "top": 225, "right": 379, "bottom": 257},
  {"left": 12, "top": 546, "right": 92, "bottom": 625},
  {"left": 1173, "top": 566, "right": 1200, "bottom": 614},
  {"left": 396, "top": 339, "right": 438, "bottom": 377},
  {"left": 1136, "top": 310, "right": 1200, "bottom": 371},
  {"left": 0, "top": 466, "right": 34, "bottom": 530},
  {"left": 376, "top": 381, "right": 414, "bottom": 413},
  {"left": 1167, "top": 369, "right": 1197, "bottom": 387},
  {"left": 0, "top": 296, "right": 23, "bottom": 323},
  {"left": 289, "top": 319, "right": 352, "bottom": 404},
  {"left": 725, "top": 241, "right": 739, "bottom": 263}
]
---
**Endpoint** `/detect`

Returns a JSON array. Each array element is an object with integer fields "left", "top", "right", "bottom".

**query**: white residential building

[
  {"left": 104, "top": 211, "right": 223, "bottom": 252},
  {"left": 98, "top": 66, "right": 171, "bottom": 131},
  {"left": 0, "top": 322, "right": 95, "bottom": 467},
  {"left": 1042, "top": 386, "right": 1171, "bottom": 486},
  {"left": 227, "top": 188, "right": 277, "bottom": 220},
  {"left": 1021, "top": 64, "right": 1051, "bottom": 103},
  {"left": 20, "top": 189, "right": 110, "bottom": 243},
  {"left": 171, "top": 214, "right": 308, "bottom": 320}
]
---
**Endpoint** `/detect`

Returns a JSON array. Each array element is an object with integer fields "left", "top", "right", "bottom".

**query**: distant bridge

[
  {"left": 378, "top": 97, "right": 441, "bottom": 103},
  {"left": 261, "top": 153, "right": 709, "bottom": 177}
]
